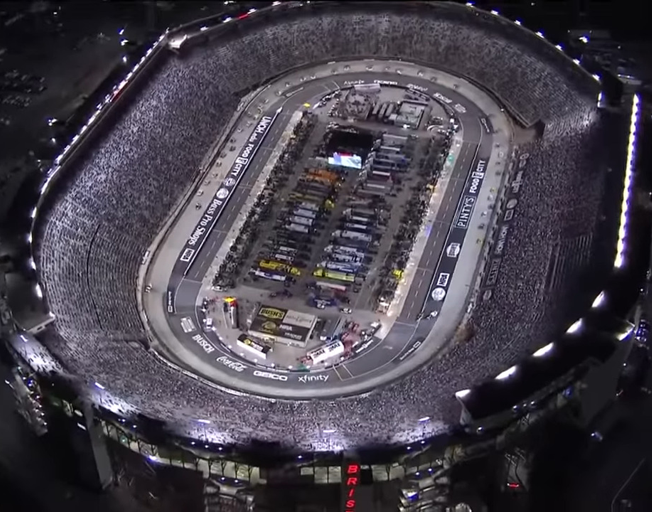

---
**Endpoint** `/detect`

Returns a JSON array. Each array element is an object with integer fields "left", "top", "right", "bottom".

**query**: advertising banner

[{"left": 177, "top": 108, "right": 281, "bottom": 275}]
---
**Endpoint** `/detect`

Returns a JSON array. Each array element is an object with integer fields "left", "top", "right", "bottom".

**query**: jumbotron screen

[{"left": 328, "top": 152, "right": 362, "bottom": 169}]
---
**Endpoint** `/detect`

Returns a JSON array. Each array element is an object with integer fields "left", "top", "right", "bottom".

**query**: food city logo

[
  {"left": 468, "top": 159, "right": 487, "bottom": 196},
  {"left": 223, "top": 177, "right": 236, "bottom": 187},
  {"left": 253, "top": 370, "right": 288, "bottom": 382},
  {"left": 216, "top": 356, "right": 246, "bottom": 373},
  {"left": 257, "top": 307, "right": 286, "bottom": 320}
]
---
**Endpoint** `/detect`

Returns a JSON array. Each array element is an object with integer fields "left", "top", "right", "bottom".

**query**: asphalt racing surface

[{"left": 161, "top": 72, "right": 493, "bottom": 397}]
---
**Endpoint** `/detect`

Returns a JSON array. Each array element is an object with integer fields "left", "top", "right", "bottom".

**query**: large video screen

[{"left": 328, "top": 152, "right": 362, "bottom": 169}]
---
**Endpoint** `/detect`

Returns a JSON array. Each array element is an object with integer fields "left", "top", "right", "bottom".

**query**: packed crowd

[{"left": 31, "top": 6, "right": 616, "bottom": 450}]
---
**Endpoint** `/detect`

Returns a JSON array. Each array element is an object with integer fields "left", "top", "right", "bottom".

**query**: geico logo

[
  {"left": 253, "top": 370, "right": 288, "bottom": 381},
  {"left": 258, "top": 307, "right": 285, "bottom": 320}
]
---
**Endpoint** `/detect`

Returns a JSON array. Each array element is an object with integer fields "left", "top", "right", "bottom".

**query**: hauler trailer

[
  {"left": 357, "top": 186, "right": 386, "bottom": 198},
  {"left": 276, "top": 229, "right": 311, "bottom": 243},
  {"left": 251, "top": 268, "right": 287, "bottom": 282},
  {"left": 369, "top": 170, "right": 393, "bottom": 181},
  {"left": 383, "top": 133, "right": 408, "bottom": 146},
  {"left": 333, "top": 230, "right": 373, "bottom": 243},
  {"left": 378, "top": 103, "right": 388, "bottom": 119},
  {"left": 286, "top": 222, "right": 311, "bottom": 234},
  {"left": 370, "top": 102, "right": 381, "bottom": 119},
  {"left": 289, "top": 200, "right": 321, "bottom": 212},
  {"left": 289, "top": 215, "right": 314, "bottom": 227},
  {"left": 291, "top": 208, "right": 318, "bottom": 220},
  {"left": 324, "top": 244, "right": 366, "bottom": 257},
  {"left": 291, "top": 192, "right": 327, "bottom": 205},
  {"left": 364, "top": 182, "right": 390, "bottom": 192},
  {"left": 329, "top": 251, "right": 363, "bottom": 264},
  {"left": 379, "top": 145, "right": 402, "bottom": 153},
  {"left": 346, "top": 198, "right": 378, "bottom": 209},
  {"left": 297, "top": 182, "right": 333, "bottom": 196},
  {"left": 317, "top": 260, "right": 361, "bottom": 274},
  {"left": 268, "top": 236, "right": 300, "bottom": 249},
  {"left": 289, "top": 193, "right": 324, "bottom": 205},
  {"left": 316, "top": 280, "right": 348, "bottom": 292},
  {"left": 257, "top": 260, "right": 301, "bottom": 276},
  {"left": 383, "top": 103, "right": 396, "bottom": 121},
  {"left": 342, "top": 222, "right": 373, "bottom": 233},
  {"left": 273, "top": 252, "right": 295, "bottom": 264},
  {"left": 346, "top": 208, "right": 377, "bottom": 221},
  {"left": 307, "top": 169, "right": 339, "bottom": 184},
  {"left": 276, "top": 245, "right": 299, "bottom": 256},
  {"left": 331, "top": 236, "right": 371, "bottom": 251},
  {"left": 342, "top": 216, "right": 374, "bottom": 228},
  {"left": 313, "top": 268, "right": 357, "bottom": 283}
]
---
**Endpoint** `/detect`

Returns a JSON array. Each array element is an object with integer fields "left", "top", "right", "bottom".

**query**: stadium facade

[{"left": 0, "top": 1, "right": 644, "bottom": 509}]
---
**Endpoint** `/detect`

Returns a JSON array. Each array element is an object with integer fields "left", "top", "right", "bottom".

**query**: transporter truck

[
  {"left": 313, "top": 268, "right": 357, "bottom": 283},
  {"left": 251, "top": 268, "right": 287, "bottom": 282},
  {"left": 329, "top": 251, "right": 363, "bottom": 264},
  {"left": 333, "top": 230, "right": 373, "bottom": 243},
  {"left": 290, "top": 200, "right": 321, "bottom": 212},
  {"left": 289, "top": 215, "right": 314, "bottom": 227},
  {"left": 292, "top": 208, "right": 317, "bottom": 220},
  {"left": 324, "top": 244, "right": 366, "bottom": 258},
  {"left": 287, "top": 222, "right": 310, "bottom": 234},
  {"left": 317, "top": 260, "right": 361, "bottom": 273}
]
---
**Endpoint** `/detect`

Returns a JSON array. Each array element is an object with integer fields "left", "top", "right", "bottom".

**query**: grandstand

[{"left": 12, "top": 1, "right": 631, "bottom": 458}]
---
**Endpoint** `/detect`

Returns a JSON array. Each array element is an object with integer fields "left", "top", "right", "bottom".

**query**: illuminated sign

[{"left": 342, "top": 462, "right": 360, "bottom": 512}]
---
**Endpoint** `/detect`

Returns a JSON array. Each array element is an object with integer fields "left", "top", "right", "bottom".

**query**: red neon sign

[{"left": 343, "top": 463, "right": 360, "bottom": 512}]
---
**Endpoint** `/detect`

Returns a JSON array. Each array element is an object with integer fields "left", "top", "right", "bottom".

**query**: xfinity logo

[
  {"left": 216, "top": 356, "right": 246, "bottom": 373},
  {"left": 298, "top": 374, "right": 330, "bottom": 383},
  {"left": 253, "top": 370, "right": 288, "bottom": 382}
]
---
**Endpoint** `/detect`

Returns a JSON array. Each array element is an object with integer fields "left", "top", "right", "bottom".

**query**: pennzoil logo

[{"left": 258, "top": 307, "right": 286, "bottom": 320}]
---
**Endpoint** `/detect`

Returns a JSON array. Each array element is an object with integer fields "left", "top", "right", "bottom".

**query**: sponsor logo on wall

[
  {"left": 216, "top": 356, "right": 246, "bottom": 372},
  {"left": 481, "top": 151, "right": 529, "bottom": 296},
  {"left": 176, "top": 111, "right": 279, "bottom": 274},
  {"left": 253, "top": 370, "right": 288, "bottom": 381}
]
